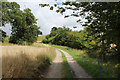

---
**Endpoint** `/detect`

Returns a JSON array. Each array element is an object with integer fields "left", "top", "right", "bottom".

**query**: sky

[{"left": 2, "top": 0, "right": 84, "bottom": 36}]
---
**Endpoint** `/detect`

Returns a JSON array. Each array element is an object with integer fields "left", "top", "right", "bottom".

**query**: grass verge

[
  {"left": 58, "top": 50, "right": 73, "bottom": 79},
  {"left": 52, "top": 45, "right": 118, "bottom": 78}
]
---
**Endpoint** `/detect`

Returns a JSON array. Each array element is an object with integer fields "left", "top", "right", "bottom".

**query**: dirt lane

[
  {"left": 45, "top": 49, "right": 63, "bottom": 78},
  {"left": 59, "top": 49, "right": 92, "bottom": 78}
]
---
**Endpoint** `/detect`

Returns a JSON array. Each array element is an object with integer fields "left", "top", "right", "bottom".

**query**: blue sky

[{"left": 2, "top": 0, "right": 84, "bottom": 36}]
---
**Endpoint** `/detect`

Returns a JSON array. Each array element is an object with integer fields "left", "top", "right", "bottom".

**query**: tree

[
  {"left": 40, "top": 1, "right": 120, "bottom": 61},
  {"left": 2, "top": 2, "right": 20, "bottom": 26},
  {"left": 43, "top": 27, "right": 85, "bottom": 49},
  {"left": 0, "top": 29, "right": 7, "bottom": 42},
  {"left": 2, "top": 2, "right": 42, "bottom": 45},
  {"left": 40, "top": 1, "right": 120, "bottom": 76}
]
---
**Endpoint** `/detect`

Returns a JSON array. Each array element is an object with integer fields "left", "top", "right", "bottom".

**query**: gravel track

[
  {"left": 59, "top": 49, "right": 92, "bottom": 78},
  {"left": 45, "top": 49, "right": 63, "bottom": 78}
]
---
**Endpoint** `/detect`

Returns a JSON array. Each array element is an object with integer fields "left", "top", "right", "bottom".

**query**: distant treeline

[
  {"left": 41, "top": 2, "right": 120, "bottom": 64},
  {"left": 43, "top": 26, "right": 118, "bottom": 63}
]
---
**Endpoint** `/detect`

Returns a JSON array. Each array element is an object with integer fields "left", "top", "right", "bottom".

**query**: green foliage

[
  {"left": 53, "top": 45, "right": 119, "bottom": 78},
  {"left": 40, "top": 2, "right": 120, "bottom": 63},
  {"left": 63, "top": 2, "right": 119, "bottom": 60},
  {"left": 2, "top": 2, "right": 42, "bottom": 45},
  {"left": 3, "top": 35, "right": 9, "bottom": 43},
  {"left": 50, "top": 6, "right": 53, "bottom": 10},
  {"left": 43, "top": 27, "right": 85, "bottom": 49},
  {"left": 39, "top": 2, "right": 120, "bottom": 77},
  {"left": 37, "top": 35, "right": 46, "bottom": 42},
  {"left": 0, "top": 30, "right": 7, "bottom": 42},
  {"left": 43, "top": 26, "right": 98, "bottom": 50}
]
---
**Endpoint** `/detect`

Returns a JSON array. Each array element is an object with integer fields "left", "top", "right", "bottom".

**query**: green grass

[
  {"left": 52, "top": 45, "right": 118, "bottom": 78},
  {"left": 32, "top": 42, "right": 50, "bottom": 47},
  {"left": 1, "top": 35, "right": 46, "bottom": 46},
  {"left": 1, "top": 42, "right": 19, "bottom": 46},
  {"left": 58, "top": 50, "right": 73, "bottom": 79},
  {"left": 37, "top": 35, "right": 47, "bottom": 42}
]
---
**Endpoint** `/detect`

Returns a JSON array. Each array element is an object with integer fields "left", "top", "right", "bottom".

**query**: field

[
  {"left": 2, "top": 46, "right": 56, "bottom": 78},
  {"left": 37, "top": 35, "right": 47, "bottom": 43},
  {"left": 1, "top": 42, "right": 18, "bottom": 46},
  {"left": 32, "top": 42, "right": 50, "bottom": 47}
]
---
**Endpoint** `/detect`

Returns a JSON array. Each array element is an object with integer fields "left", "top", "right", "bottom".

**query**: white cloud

[
  {"left": 1, "top": 23, "right": 12, "bottom": 36},
  {"left": 3, "top": 0, "right": 84, "bottom": 35}
]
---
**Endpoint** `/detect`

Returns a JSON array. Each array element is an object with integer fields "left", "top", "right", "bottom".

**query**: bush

[
  {"left": 3, "top": 36, "right": 9, "bottom": 43},
  {"left": 42, "top": 39, "right": 49, "bottom": 44}
]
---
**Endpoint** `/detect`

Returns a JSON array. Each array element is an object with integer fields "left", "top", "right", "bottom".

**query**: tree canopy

[
  {"left": 41, "top": 1, "right": 120, "bottom": 63},
  {"left": 0, "top": 29, "right": 6, "bottom": 42},
  {"left": 2, "top": 2, "right": 42, "bottom": 45}
]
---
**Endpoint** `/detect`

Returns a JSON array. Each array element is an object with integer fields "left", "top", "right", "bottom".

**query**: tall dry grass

[{"left": 2, "top": 46, "right": 56, "bottom": 78}]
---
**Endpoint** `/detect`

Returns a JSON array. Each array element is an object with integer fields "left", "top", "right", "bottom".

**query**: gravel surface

[
  {"left": 59, "top": 49, "right": 92, "bottom": 78},
  {"left": 45, "top": 49, "right": 63, "bottom": 78}
]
